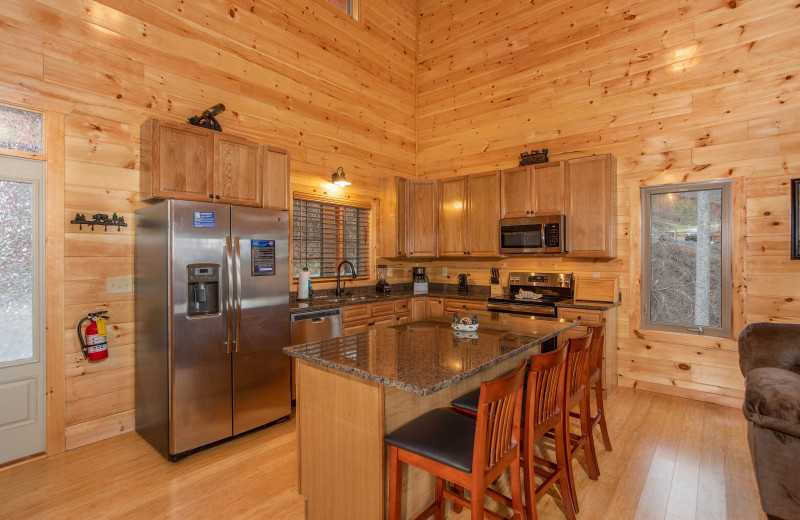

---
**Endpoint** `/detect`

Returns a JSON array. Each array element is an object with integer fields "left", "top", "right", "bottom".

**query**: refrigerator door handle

[
  {"left": 234, "top": 236, "right": 242, "bottom": 353},
  {"left": 225, "top": 237, "right": 234, "bottom": 354}
]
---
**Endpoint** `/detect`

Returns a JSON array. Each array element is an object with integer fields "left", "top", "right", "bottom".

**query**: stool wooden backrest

[{"left": 474, "top": 359, "right": 527, "bottom": 475}]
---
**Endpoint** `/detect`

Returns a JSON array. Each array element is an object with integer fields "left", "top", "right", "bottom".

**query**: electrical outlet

[
  {"left": 442, "top": 267, "right": 447, "bottom": 277},
  {"left": 107, "top": 276, "right": 133, "bottom": 294},
  {"left": 593, "top": 272, "right": 601, "bottom": 278},
  {"left": 387, "top": 268, "right": 393, "bottom": 277}
]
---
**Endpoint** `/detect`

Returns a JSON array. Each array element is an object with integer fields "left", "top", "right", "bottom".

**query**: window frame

[
  {"left": 322, "top": 0, "right": 359, "bottom": 20},
  {"left": 640, "top": 180, "right": 733, "bottom": 338},
  {"left": 292, "top": 192, "right": 371, "bottom": 283}
]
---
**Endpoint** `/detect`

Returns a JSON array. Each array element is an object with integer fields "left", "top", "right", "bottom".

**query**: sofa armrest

[{"left": 738, "top": 322, "right": 800, "bottom": 377}]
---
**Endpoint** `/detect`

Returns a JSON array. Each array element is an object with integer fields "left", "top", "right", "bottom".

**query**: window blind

[{"left": 293, "top": 195, "right": 370, "bottom": 279}]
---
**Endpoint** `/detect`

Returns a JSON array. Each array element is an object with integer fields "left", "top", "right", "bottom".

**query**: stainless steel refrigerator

[{"left": 135, "top": 199, "right": 290, "bottom": 460}]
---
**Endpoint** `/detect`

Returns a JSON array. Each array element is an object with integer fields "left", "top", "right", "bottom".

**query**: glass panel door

[{"left": 0, "top": 156, "right": 45, "bottom": 464}]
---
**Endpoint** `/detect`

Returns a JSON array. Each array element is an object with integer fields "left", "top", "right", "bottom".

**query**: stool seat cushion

[
  {"left": 451, "top": 388, "right": 480, "bottom": 415},
  {"left": 385, "top": 408, "right": 476, "bottom": 473}
]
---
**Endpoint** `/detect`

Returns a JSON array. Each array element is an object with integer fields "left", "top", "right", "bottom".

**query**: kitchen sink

[{"left": 315, "top": 294, "right": 378, "bottom": 303}]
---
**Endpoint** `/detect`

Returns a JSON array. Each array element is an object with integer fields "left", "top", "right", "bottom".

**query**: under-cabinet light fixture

[{"left": 331, "top": 166, "right": 351, "bottom": 186}]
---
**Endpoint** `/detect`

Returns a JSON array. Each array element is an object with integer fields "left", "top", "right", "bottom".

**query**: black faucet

[{"left": 335, "top": 260, "right": 357, "bottom": 296}]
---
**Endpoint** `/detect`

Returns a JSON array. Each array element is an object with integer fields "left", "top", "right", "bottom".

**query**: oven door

[{"left": 486, "top": 302, "right": 558, "bottom": 318}]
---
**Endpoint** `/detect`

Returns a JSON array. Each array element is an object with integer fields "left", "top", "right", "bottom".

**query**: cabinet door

[
  {"left": 379, "top": 177, "right": 409, "bottom": 258},
  {"left": 264, "top": 146, "right": 290, "bottom": 210},
  {"left": 500, "top": 166, "right": 530, "bottom": 218},
  {"left": 372, "top": 316, "right": 395, "bottom": 330},
  {"left": 565, "top": 154, "right": 616, "bottom": 258},
  {"left": 411, "top": 297, "right": 427, "bottom": 321},
  {"left": 343, "top": 321, "right": 370, "bottom": 336},
  {"left": 214, "top": 133, "right": 263, "bottom": 208},
  {"left": 144, "top": 120, "right": 214, "bottom": 202},
  {"left": 444, "top": 299, "right": 488, "bottom": 312},
  {"left": 468, "top": 171, "right": 501, "bottom": 256},
  {"left": 342, "top": 304, "right": 371, "bottom": 322},
  {"left": 531, "top": 162, "right": 565, "bottom": 215},
  {"left": 408, "top": 180, "right": 438, "bottom": 257},
  {"left": 438, "top": 177, "right": 468, "bottom": 257},
  {"left": 427, "top": 298, "right": 444, "bottom": 317}
]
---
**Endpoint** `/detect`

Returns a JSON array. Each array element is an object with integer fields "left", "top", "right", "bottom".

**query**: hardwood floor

[{"left": 0, "top": 388, "right": 764, "bottom": 520}]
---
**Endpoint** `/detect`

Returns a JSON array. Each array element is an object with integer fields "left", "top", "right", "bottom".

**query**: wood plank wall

[
  {"left": 409, "top": 0, "right": 800, "bottom": 408},
  {"left": 0, "top": 0, "right": 416, "bottom": 449}
]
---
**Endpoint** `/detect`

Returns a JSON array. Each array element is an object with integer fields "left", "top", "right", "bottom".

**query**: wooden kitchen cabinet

[
  {"left": 141, "top": 118, "right": 269, "bottom": 208},
  {"left": 411, "top": 297, "right": 427, "bottom": 321},
  {"left": 437, "top": 171, "right": 500, "bottom": 257},
  {"left": 565, "top": 154, "right": 616, "bottom": 258},
  {"left": 558, "top": 306, "right": 618, "bottom": 394},
  {"left": 500, "top": 162, "right": 565, "bottom": 219},
  {"left": 140, "top": 119, "right": 214, "bottom": 202},
  {"left": 408, "top": 180, "right": 438, "bottom": 258},
  {"left": 341, "top": 301, "right": 397, "bottom": 335},
  {"left": 427, "top": 297, "right": 444, "bottom": 318},
  {"left": 444, "top": 298, "right": 488, "bottom": 312},
  {"left": 214, "top": 133, "right": 263, "bottom": 207},
  {"left": 438, "top": 177, "right": 469, "bottom": 257},
  {"left": 379, "top": 177, "right": 409, "bottom": 258},
  {"left": 263, "top": 146, "right": 290, "bottom": 211}
]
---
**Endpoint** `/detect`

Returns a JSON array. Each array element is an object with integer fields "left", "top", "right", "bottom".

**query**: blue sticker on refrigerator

[
  {"left": 193, "top": 211, "right": 216, "bottom": 228},
  {"left": 251, "top": 239, "right": 276, "bottom": 276}
]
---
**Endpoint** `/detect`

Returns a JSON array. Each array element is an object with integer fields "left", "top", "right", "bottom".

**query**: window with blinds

[{"left": 293, "top": 195, "right": 370, "bottom": 280}]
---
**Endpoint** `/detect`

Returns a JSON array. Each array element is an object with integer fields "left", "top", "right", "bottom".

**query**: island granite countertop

[{"left": 284, "top": 311, "right": 578, "bottom": 396}]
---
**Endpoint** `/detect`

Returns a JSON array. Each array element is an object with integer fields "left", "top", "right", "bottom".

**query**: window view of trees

[{"left": 643, "top": 182, "right": 731, "bottom": 337}]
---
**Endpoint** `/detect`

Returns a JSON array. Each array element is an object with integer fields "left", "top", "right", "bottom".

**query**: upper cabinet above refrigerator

[{"left": 139, "top": 118, "right": 290, "bottom": 211}]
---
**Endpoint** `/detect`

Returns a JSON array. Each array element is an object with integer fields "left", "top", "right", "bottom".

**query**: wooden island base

[{"left": 296, "top": 353, "right": 530, "bottom": 520}]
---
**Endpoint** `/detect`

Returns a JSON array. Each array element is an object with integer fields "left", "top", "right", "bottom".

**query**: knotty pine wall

[
  {"left": 0, "top": 0, "right": 415, "bottom": 449},
  {"left": 404, "top": 0, "right": 800, "bottom": 408}
]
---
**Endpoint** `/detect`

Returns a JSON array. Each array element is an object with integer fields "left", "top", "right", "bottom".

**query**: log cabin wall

[
  {"left": 407, "top": 0, "right": 800, "bottom": 408},
  {"left": 0, "top": 0, "right": 415, "bottom": 450}
]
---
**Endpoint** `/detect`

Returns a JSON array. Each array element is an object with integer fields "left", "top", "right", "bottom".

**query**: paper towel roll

[{"left": 298, "top": 269, "right": 310, "bottom": 299}]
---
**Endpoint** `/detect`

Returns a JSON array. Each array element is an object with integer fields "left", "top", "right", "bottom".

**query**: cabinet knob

[
  {"left": 208, "top": 194, "right": 213, "bottom": 199},
  {"left": 409, "top": 252, "right": 414, "bottom": 256},
  {"left": 215, "top": 195, "right": 220, "bottom": 200}
]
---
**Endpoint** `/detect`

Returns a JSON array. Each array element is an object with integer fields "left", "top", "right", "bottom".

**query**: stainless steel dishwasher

[
  {"left": 291, "top": 308, "right": 343, "bottom": 345},
  {"left": 290, "top": 308, "right": 343, "bottom": 400}
]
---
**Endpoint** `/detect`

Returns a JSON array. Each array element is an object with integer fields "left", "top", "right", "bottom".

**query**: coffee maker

[
  {"left": 413, "top": 267, "right": 429, "bottom": 295},
  {"left": 458, "top": 273, "right": 468, "bottom": 293}
]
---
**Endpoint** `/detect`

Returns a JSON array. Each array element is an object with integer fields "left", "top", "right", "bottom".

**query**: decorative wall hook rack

[{"left": 71, "top": 213, "right": 128, "bottom": 231}]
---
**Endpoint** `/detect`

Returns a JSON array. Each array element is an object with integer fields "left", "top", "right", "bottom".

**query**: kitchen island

[{"left": 284, "top": 312, "right": 578, "bottom": 520}]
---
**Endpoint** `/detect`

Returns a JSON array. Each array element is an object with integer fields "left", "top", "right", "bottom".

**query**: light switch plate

[
  {"left": 593, "top": 272, "right": 601, "bottom": 278},
  {"left": 107, "top": 276, "right": 133, "bottom": 294},
  {"left": 387, "top": 268, "right": 393, "bottom": 276},
  {"left": 442, "top": 267, "right": 447, "bottom": 277}
]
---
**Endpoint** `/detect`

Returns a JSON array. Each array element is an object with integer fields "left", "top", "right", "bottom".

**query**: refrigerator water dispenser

[{"left": 187, "top": 264, "right": 220, "bottom": 316}]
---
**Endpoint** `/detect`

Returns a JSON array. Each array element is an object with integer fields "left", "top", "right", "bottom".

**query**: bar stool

[
  {"left": 385, "top": 360, "right": 527, "bottom": 520},
  {"left": 585, "top": 322, "right": 612, "bottom": 451},
  {"left": 450, "top": 347, "right": 577, "bottom": 520},
  {"left": 562, "top": 331, "right": 599, "bottom": 513}
]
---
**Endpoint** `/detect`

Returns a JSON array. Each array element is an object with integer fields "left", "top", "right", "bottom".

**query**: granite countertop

[
  {"left": 290, "top": 284, "right": 490, "bottom": 313},
  {"left": 289, "top": 286, "right": 620, "bottom": 313},
  {"left": 284, "top": 311, "right": 578, "bottom": 395}
]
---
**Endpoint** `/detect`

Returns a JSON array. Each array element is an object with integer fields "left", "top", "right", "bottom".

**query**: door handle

[
  {"left": 687, "top": 326, "right": 704, "bottom": 334},
  {"left": 225, "top": 237, "right": 234, "bottom": 354},
  {"left": 311, "top": 317, "right": 324, "bottom": 323},
  {"left": 234, "top": 237, "right": 242, "bottom": 352}
]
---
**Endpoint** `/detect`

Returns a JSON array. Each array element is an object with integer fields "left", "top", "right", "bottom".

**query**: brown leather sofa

[{"left": 738, "top": 323, "right": 800, "bottom": 520}]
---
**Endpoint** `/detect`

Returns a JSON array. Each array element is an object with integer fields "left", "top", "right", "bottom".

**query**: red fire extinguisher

[{"left": 77, "top": 311, "right": 110, "bottom": 361}]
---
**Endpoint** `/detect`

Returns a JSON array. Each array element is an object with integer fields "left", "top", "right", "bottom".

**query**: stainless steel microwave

[{"left": 499, "top": 215, "right": 566, "bottom": 254}]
